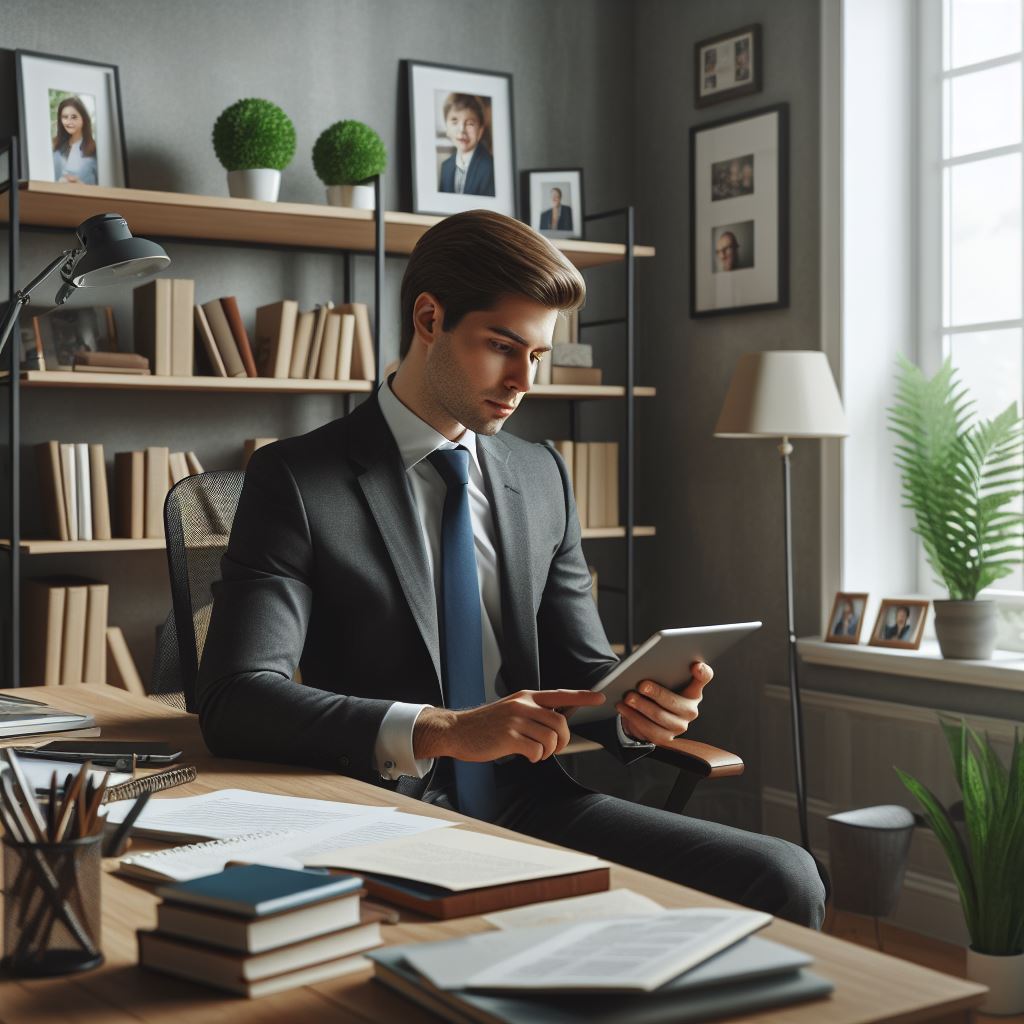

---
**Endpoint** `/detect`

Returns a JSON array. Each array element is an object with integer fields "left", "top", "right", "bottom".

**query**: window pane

[
  {"left": 947, "top": 154, "right": 1022, "bottom": 325},
  {"left": 948, "top": 0, "right": 1022, "bottom": 69},
  {"left": 946, "top": 62, "right": 1022, "bottom": 157}
]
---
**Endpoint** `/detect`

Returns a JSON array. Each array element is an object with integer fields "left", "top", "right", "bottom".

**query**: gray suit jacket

[{"left": 196, "top": 393, "right": 647, "bottom": 795}]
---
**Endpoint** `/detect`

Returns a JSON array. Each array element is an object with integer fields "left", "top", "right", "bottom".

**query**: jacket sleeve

[
  {"left": 195, "top": 445, "right": 393, "bottom": 780},
  {"left": 536, "top": 445, "right": 652, "bottom": 767}
]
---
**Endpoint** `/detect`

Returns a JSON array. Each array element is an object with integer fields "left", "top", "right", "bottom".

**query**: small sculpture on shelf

[
  {"left": 212, "top": 98, "right": 296, "bottom": 203},
  {"left": 312, "top": 119, "right": 387, "bottom": 210}
]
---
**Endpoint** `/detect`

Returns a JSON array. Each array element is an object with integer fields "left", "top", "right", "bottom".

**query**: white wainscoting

[{"left": 761, "top": 684, "right": 1020, "bottom": 945}]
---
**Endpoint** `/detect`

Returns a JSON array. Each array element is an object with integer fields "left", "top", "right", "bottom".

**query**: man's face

[
  {"left": 445, "top": 107, "right": 483, "bottom": 155},
  {"left": 550, "top": 189, "right": 561, "bottom": 206},
  {"left": 716, "top": 232, "right": 738, "bottom": 271},
  {"left": 896, "top": 608, "right": 908, "bottom": 628},
  {"left": 423, "top": 294, "right": 556, "bottom": 436}
]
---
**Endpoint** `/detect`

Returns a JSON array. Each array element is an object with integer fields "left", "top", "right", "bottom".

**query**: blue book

[{"left": 156, "top": 865, "right": 363, "bottom": 918}]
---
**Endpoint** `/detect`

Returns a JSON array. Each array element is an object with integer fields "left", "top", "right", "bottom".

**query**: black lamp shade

[{"left": 70, "top": 213, "right": 170, "bottom": 286}]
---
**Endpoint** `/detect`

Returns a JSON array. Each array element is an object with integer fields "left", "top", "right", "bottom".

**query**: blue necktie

[{"left": 427, "top": 446, "right": 496, "bottom": 819}]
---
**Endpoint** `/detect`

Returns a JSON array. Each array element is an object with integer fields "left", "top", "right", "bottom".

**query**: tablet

[{"left": 568, "top": 622, "right": 763, "bottom": 726}]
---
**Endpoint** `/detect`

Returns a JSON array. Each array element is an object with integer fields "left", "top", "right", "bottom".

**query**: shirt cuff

[
  {"left": 374, "top": 702, "right": 435, "bottom": 780},
  {"left": 616, "top": 714, "right": 656, "bottom": 749}
]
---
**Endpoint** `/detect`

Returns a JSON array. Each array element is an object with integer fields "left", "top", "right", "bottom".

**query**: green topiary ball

[
  {"left": 212, "top": 98, "right": 296, "bottom": 172},
  {"left": 312, "top": 120, "right": 387, "bottom": 186}
]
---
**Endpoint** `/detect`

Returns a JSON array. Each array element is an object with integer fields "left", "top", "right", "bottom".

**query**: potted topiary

[
  {"left": 312, "top": 119, "right": 387, "bottom": 210},
  {"left": 212, "top": 98, "right": 296, "bottom": 202},
  {"left": 896, "top": 719, "right": 1023, "bottom": 1014},
  {"left": 888, "top": 355, "right": 1023, "bottom": 659}
]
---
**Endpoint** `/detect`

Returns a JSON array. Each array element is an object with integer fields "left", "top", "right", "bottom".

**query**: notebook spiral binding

[
  {"left": 102, "top": 764, "right": 198, "bottom": 804},
  {"left": 119, "top": 830, "right": 293, "bottom": 870}
]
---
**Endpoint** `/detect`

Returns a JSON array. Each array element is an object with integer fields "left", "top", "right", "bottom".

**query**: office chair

[{"left": 156, "top": 470, "right": 745, "bottom": 813}]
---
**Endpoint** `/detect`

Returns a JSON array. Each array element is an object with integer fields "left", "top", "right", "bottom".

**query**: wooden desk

[{"left": 0, "top": 687, "right": 986, "bottom": 1024}]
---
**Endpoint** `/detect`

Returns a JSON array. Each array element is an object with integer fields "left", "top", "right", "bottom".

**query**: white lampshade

[{"left": 714, "top": 350, "right": 849, "bottom": 439}]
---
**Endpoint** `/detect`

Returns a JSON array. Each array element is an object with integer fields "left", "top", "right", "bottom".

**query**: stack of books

[
  {"left": 114, "top": 447, "right": 204, "bottom": 539},
  {"left": 137, "top": 864, "right": 382, "bottom": 998},
  {"left": 551, "top": 441, "right": 620, "bottom": 529},
  {"left": 23, "top": 576, "right": 109, "bottom": 686},
  {"left": 35, "top": 441, "right": 112, "bottom": 542}
]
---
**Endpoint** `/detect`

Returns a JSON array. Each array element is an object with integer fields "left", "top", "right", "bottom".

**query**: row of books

[
  {"left": 23, "top": 577, "right": 108, "bottom": 686},
  {"left": 35, "top": 442, "right": 203, "bottom": 542},
  {"left": 132, "top": 280, "right": 376, "bottom": 382},
  {"left": 551, "top": 441, "right": 620, "bottom": 529},
  {"left": 138, "top": 865, "right": 382, "bottom": 998}
]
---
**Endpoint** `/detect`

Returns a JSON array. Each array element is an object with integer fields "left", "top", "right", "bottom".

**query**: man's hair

[
  {"left": 443, "top": 93, "right": 486, "bottom": 125},
  {"left": 399, "top": 210, "right": 586, "bottom": 358},
  {"left": 551, "top": 187, "right": 562, "bottom": 199}
]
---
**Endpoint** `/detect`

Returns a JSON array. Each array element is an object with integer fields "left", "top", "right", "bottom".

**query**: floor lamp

[{"left": 714, "top": 351, "right": 848, "bottom": 854}]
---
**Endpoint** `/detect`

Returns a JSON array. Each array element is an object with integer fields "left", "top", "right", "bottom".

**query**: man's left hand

[{"left": 615, "top": 661, "right": 714, "bottom": 745}]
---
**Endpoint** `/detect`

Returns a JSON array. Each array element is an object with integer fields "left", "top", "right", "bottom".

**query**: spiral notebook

[{"left": 119, "top": 831, "right": 302, "bottom": 882}]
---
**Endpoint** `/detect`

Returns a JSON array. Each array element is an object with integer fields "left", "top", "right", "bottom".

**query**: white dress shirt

[
  {"left": 372, "top": 379, "right": 645, "bottom": 781},
  {"left": 453, "top": 148, "right": 476, "bottom": 194}
]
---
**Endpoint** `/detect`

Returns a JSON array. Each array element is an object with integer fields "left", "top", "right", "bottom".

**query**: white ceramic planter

[
  {"left": 933, "top": 599, "right": 997, "bottom": 659},
  {"left": 226, "top": 169, "right": 281, "bottom": 202},
  {"left": 966, "top": 947, "right": 1024, "bottom": 1015},
  {"left": 325, "top": 184, "right": 375, "bottom": 210}
]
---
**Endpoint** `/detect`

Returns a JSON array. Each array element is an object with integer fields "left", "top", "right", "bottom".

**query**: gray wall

[{"left": 2, "top": 0, "right": 824, "bottom": 834}]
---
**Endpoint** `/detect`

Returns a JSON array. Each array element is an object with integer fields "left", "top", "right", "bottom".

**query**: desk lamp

[{"left": 714, "top": 350, "right": 848, "bottom": 853}]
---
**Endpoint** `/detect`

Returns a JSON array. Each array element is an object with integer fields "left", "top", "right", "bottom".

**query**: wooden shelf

[
  {"left": 2, "top": 181, "right": 655, "bottom": 269},
  {"left": 582, "top": 526, "right": 655, "bottom": 539},
  {"left": 531, "top": 384, "right": 656, "bottom": 399}
]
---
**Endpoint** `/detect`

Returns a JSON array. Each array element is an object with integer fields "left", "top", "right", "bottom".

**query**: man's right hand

[{"left": 413, "top": 689, "right": 605, "bottom": 764}]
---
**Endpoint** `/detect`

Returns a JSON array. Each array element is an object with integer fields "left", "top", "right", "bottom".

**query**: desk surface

[{"left": 0, "top": 686, "right": 986, "bottom": 1024}]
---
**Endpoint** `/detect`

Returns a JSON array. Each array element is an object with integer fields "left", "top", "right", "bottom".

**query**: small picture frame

[
  {"left": 405, "top": 59, "right": 516, "bottom": 217},
  {"left": 521, "top": 168, "right": 584, "bottom": 240},
  {"left": 695, "top": 24, "right": 762, "bottom": 107},
  {"left": 30, "top": 305, "right": 119, "bottom": 370},
  {"left": 826, "top": 592, "right": 869, "bottom": 645},
  {"left": 15, "top": 50, "right": 129, "bottom": 188},
  {"left": 869, "top": 599, "right": 929, "bottom": 650}
]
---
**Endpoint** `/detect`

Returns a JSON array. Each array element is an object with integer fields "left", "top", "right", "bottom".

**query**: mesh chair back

[{"left": 163, "top": 470, "right": 244, "bottom": 713}]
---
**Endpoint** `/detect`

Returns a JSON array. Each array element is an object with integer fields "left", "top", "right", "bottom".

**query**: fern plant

[
  {"left": 888, "top": 355, "right": 1023, "bottom": 600},
  {"left": 896, "top": 718, "right": 1024, "bottom": 954}
]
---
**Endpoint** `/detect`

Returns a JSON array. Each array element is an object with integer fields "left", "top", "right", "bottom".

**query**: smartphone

[{"left": 30, "top": 741, "right": 183, "bottom": 765}]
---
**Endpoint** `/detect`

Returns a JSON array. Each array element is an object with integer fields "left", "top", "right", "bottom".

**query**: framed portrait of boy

[
  {"left": 690, "top": 104, "right": 788, "bottom": 317},
  {"left": 16, "top": 50, "right": 129, "bottom": 188},
  {"left": 521, "top": 168, "right": 584, "bottom": 240},
  {"left": 869, "top": 599, "right": 929, "bottom": 651},
  {"left": 405, "top": 59, "right": 516, "bottom": 217},
  {"left": 826, "top": 591, "right": 869, "bottom": 645},
  {"left": 695, "top": 24, "right": 763, "bottom": 108}
]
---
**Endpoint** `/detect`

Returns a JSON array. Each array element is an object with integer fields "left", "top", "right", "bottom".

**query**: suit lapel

[
  {"left": 347, "top": 397, "right": 442, "bottom": 689},
  {"left": 477, "top": 434, "right": 539, "bottom": 692}
]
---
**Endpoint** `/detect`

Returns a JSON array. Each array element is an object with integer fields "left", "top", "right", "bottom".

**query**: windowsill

[{"left": 797, "top": 637, "right": 1024, "bottom": 692}]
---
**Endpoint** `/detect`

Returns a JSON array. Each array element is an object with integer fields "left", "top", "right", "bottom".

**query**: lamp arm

[{"left": 0, "top": 248, "right": 81, "bottom": 361}]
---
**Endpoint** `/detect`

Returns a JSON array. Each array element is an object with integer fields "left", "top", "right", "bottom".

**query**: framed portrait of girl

[{"left": 16, "top": 50, "right": 129, "bottom": 188}]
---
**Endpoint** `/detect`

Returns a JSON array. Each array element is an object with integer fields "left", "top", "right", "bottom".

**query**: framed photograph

[
  {"left": 405, "top": 59, "right": 516, "bottom": 217},
  {"left": 695, "top": 24, "right": 762, "bottom": 107},
  {"left": 869, "top": 599, "right": 929, "bottom": 651},
  {"left": 29, "top": 305, "right": 119, "bottom": 370},
  {"left": 690, "top": 104, "right": 788, "bottom": 317},
  {"left": 521, "top": 168, "right": 583, "bottom": 240},
  {"left": 825, "top": 592, "right": 869, "bottom": 645},
  {"left": 15, "top": 50, "right": 128, "bottom": 188}
]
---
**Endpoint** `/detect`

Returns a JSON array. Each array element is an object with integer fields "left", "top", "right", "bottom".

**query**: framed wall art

[
  {"left": 521, "top": 167, "right": 583, "bottom": 240},
  {"left": 695, "top": 24, "right": 762, "bottom": 107},
  {"left": 869, "top": 599, "right": 929, "bottom": 651},
  {"left": 825, "top": 591, "right": 869, "bottom": 645},
  {"left": 690, "top": 103, "right": 788, "bottom": 317},
  {"left": 16, "top": 50, "right": 128, "bottom": 187}
]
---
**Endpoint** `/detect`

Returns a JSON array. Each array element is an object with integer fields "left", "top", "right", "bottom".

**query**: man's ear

[{"left": 412, "top": 292, "right": 445, "bottom": 350}]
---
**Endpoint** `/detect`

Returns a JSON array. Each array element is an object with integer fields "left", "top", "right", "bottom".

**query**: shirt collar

[{"left": 377, "top": 374, "right": 481, "bottom": 475}]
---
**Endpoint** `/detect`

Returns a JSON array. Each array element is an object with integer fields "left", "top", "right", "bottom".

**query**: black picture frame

[
  {"left": 520, "top": 167, "right": 584, "bottom": 241},
  {"left": 690, "top": 103, "right": 789, "bottom": 318},
  {"left": 694, "top": 24, "right": 763, "bottom": 108},
  {"left": 404, "top": 58, "right": 516, "bottom": 217},
  {"left": 15, "top": 49, "right": 129, "bottom": 188}
]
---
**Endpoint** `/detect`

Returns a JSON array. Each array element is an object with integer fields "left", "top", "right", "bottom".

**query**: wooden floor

[{"left": 826, "top": 909, "right": 1023, "bottom": 1024}]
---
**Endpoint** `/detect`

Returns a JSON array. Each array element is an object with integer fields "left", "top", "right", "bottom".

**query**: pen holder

[{"left": 2, "top": 833, "right": 104, "bottom": 976}]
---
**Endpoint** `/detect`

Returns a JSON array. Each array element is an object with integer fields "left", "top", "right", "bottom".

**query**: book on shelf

[
  {"left": 337, "top": 302, "right": 375, "bottom": 381},
  {"left": 220, "top": 296, "right": 259, "bottom": 378},
  {"left": 74, "top": 442, "right": 92, "bottom": 541},
  {"left": 193, "top": 304, "right": 229, "bottom": 377},
  {"left": 144, "top": 447, "right": 170, "bottom": 539},
  {"left": 254, "top": 299, "right": 298, "bottom": 379},
  {"left": 34, "top": 441, "right": 68, "bottom": 541},
  {"left": 305, "top": 302, "right": 333, "bottom": 379},
  {"left": 22, "top": 579, "right": 66, "bottom": 686},
  {"left": 289, "top": 310, "right": 316, "bottom": 379},
  {"left": 552, "top": 440, "right": 618, "bottom": 530},
  {"left": 316, "top": 308, "right": 341, "bottom": 380},
  {"left": 335, "top": 311, "right": 355, "bottom": 381},
  {"left": 59, "top": 443, "right": 78, "bottom": 542},
  {"left": 574, "top": 441, "right": 589, "bottom": 529},
  {"left": 552, "top": 309, "right": 579, "bottom": 345},
  {"left": 60, "top": 581, "right": 88, "bottom": 685},
  {"left": 89, "top": 444, "right": 112, "bottom": 541},
  {"left": 242, "top": 438, "right": 278, "bottom": 470},
  {"left": 552, "top": 342, "right": 593, "bottom": 368},
  {"left": 200, "top": 299, "right": 247, "bottom": 378},
  {"left": 185, "top": 451, "right": 205, "bottom": 476},
  {"left": 587, "top": 443, "right": 606, "bottom": 529},
  {"left": 83, "top": 581, "right": 109, "bottom": 684},
  {"left": 133, "top": 279, "right": 173, "bottom": 376},
  {"left": 106, "top": 626, "right": 146, "bottom": 696},
  {"left": 551, "top": 366, "right": 602, "bottom": 386},
  {"left": 23, "top": 576, "right": 109, "bottom": 685},
  {"left": 114, "top": 450, "right": 145, "bottom": 539},
  {"left": 73, "top": 351, "right": 151, "bottom": 374}
]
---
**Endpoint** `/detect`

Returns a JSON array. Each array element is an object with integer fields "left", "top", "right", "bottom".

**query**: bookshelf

[{"left": 2, "top": 153, "right": 656, "bottom": 688}]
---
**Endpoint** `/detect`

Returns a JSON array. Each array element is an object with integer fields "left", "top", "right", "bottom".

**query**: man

[
  {"left": 539, "top": 187, "right": 573, "bottom": 232},
  {"left": 197, "top": 210, "right": 824, "bottom": 928},
  {"left": 715, "top": 230, "right": 740, "bottom": 272},
  {"left": 438, "top": 93, "right": 495, "bottom": 197},
  {"left": 883, "top": 605, "right": 913, "bottom": 641}
]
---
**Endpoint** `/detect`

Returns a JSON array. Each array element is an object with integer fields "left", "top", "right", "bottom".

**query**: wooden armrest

[{"left": 648, "top": 738, "right": 744, "bottom": 779}]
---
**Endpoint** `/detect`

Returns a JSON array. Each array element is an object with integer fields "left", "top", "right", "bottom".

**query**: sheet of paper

[
  {"left": 464, "top": 909, "right": 773, "bottom": 992},
  {"left": 483, "top": 888, "right": 665, "bottom": 930},
  {"left": 104, "top": 788, "right": 397, "bottom": 841},
  {"left": 305, "top": 827, "right": 606, "bottom": 891},
  {"left": 11, "top": 758, "right": 132, "bottom": 795}
]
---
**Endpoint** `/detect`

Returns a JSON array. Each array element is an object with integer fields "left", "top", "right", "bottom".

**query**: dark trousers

[{"left": 495, "top": 790, "right": 826, "bottom": 929}]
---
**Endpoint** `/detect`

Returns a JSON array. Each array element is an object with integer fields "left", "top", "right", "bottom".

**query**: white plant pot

[
  {"left": 325, "top": 184, "right": 375, "bottom": 210},
  {"left": 966, "top": 947, "right": 1024, "bottom": 1015},
  {"left": 226, "top": 169, "right": 281, "bottom": 202},
  {"left": 933, "top": 599, "right": 997, "bottom": 660}
]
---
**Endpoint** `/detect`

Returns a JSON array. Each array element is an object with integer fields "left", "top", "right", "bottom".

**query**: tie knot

[{"left": 427, "top": 446, "right": 470, "bottom": 488}]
